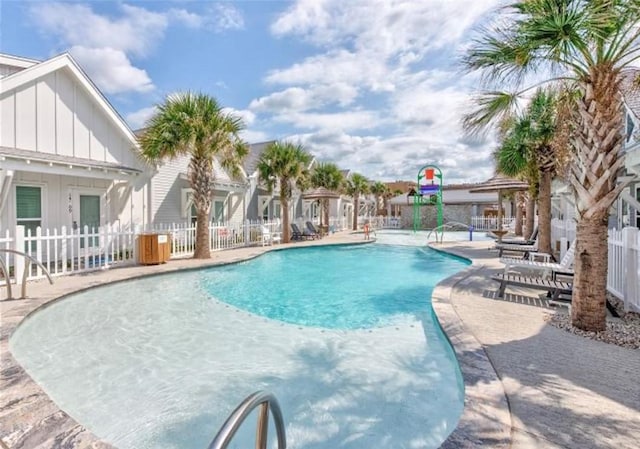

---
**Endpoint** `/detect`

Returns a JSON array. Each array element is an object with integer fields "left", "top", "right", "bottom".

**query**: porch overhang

[
  {"left": 0, "top": 146, "right": 143, "bottom": 181},
  {"left": 178, "top": 172, "right": 248, "bottom": 192}
]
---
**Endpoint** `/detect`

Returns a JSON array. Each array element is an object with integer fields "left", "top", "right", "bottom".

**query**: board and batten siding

[
  {"left": 150, "top": 154, "right": 247, "bottom": 225},
  {"left": 150, "top": 156, "right": 191, "bottom": 225},
  {"left": 0, "top": 68, "right": 139, "bottom": 168}
]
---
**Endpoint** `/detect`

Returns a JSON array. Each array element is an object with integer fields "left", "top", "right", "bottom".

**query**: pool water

[
  {"left": 10, "top": 241, "right": 467, "bottom": 449},
  {"left": 200, "top": 244, "right": 466, "bottom": 329}
]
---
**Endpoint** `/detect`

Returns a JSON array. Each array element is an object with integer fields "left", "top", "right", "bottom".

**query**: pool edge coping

[{"left": 428, "top": 243, "right": 512, "bottom": 449}]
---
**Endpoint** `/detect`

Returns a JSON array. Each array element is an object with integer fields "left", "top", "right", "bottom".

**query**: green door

[{"left": 80, "top": 195, "right": 100, "bottom": 247}]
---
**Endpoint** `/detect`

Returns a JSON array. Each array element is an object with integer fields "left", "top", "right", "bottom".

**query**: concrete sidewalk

[{"left": 436, "top": 241, "right": 640, "bottom": 449}]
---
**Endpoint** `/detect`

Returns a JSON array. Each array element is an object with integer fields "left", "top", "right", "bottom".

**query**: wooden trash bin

[{"left": 138, "top": 233, "right": 171, "bottom": 265}]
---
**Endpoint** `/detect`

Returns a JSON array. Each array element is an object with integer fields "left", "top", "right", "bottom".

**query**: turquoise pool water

[
  {"left": 200, "top": 244, "right": 467, "bottom": 329},
  {"left": 10, "top": 241, "right": 467, "bottom": 449}
]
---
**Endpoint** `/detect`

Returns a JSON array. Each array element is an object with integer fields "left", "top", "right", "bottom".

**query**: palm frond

[{"left": 462, "top": 91, "right": 521, "bottom": 135}]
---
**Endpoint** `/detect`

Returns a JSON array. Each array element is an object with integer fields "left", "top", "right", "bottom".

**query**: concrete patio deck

[
  {"left": 434, "top": 241, "right": 640, "bottom": 449},
  {"left": 0, "top": 234, "right": 638, "bottom": 449}
]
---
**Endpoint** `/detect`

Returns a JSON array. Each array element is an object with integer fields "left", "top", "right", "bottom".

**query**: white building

[{"left": 0, "top": 53, "right": 150, "bottom": 235}]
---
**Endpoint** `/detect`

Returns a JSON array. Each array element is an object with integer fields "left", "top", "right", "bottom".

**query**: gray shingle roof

[
  {"left": 621, "top": 69, "right": 640, "bottom": 119},
  {"left": 243, "top": 140, "right": 275, "bottom": 176}
]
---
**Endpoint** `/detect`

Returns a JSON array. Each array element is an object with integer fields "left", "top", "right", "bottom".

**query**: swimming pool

[
  {"left": 10, "top": 242, "right": 467, "bottom": 449},
  {"left": 374, "top": 229, "right": 493, "bottom": 246}
]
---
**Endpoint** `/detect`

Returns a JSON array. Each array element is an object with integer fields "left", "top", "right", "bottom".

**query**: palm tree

[
  {"left": 139, "top": 92, "right": 247, "bottom": 259},
  {"left": 492, "top": 88, "right": 560, "bottom": 254},
  {"left": 370, "top": 181, "right": 388, "bottom": 216},
  {"left": 344, "top": 173, "right": 370, "bottom": 230},
  {"left": 463, "top": 1, "right": 640, "bottom": 331},
  {"left": 257, "top": 142, "right": 312, "bottom": 243},
  {"left": 310, "top": 162, "right": 344, "bottom": 227}
]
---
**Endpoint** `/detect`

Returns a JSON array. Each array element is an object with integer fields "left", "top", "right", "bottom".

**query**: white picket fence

[
  {"left": 0, "top": 217, "right": 358, "bottom": 290},
  {"left": 470, "top": 216, "right": 516, "bottom": 231},
  {"left": 551, "top": 219, "right": 640, "bottom": 312},
  {"left": 0, "top": 220, "right": 282, "bottom": 286},
  {"left": 607, "top": 227, "right": 640, "bottom": 312}
]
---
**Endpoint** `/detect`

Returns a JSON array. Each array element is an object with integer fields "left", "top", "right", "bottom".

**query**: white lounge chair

[
  {"left": 495, "top": 240, "right": 539, "bottom": 257},
  {"left": 260, "top": 225, "right": 281, "bottom": 246},
  {"left": 501, "top": 240, "right": 576, "bottom": 277}
]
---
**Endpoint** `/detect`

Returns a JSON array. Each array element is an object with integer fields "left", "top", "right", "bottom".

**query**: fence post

[
  {"left": 133, "top": 224, "right": 141, "bottom": 263},
  {"left": 35, "top": 226, "right": 43, "bottom": 278},
  {"left": 244, "top": 219, "right": 250, "bottom": 246},
  {"left": 623, "top": 227, "right": 639, "bottom": 312},
  {"left": 14, "top": 225, "right": 25, "bottom": 286}
]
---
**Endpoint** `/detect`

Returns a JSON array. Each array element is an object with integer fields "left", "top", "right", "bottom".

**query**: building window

[
  {"left": 627, "top": 113, "right": 636, "bottom": 143},
  {"left": 273, "top": 201, "right": 281, "bottom": 219},
  {"left": 16, "top": 186, "right": 42, "bottom": 236},
  {"left": 213, "top": 200, "right": 225, "bottom": 223}
]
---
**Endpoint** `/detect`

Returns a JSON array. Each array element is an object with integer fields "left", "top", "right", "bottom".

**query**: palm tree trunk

[
  {"left": 571, "top": 217, "right": 608, "bottom": 332},
  {"left": 190, "top": 156, "right": 214, "bottom": 259},
  {"left": 353, "top": 198, "right": 359, "bottom": 230},
  {"left": 525, "top": 195, "right": 535, "bottom": 240},
  {"left": 194, "top": 209, "right": 211, "bottom": 259},
  {"left": 515, "top": 192, "right": 523, "bottom": 236},
  {"left": 281, "top": 195, "right": 290, "bottom": 243},
  {"left": 323, "top": 198, "right": 330, "bottom": 228},
  {"left": 538, "top": 170, "right": 552, "bottom": 255}
]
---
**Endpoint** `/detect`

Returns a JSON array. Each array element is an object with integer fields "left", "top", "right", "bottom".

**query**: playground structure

[{"left": 413, "top": 165, "right": 444, "bottom": 240}]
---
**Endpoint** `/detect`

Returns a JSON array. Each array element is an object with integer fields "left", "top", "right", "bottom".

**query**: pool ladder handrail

[
  {"left": 0, "top": 248, "right": 54, "bottom": 300},
  {"left": 208, "top": 390, "right": 286, "bottom": 449},
  {"left": 426, "top": 221, "right": 472, "bottom": 243}
]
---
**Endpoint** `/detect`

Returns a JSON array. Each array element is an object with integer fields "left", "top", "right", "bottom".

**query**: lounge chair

[
  {"left": 495, "top": 240, "right": 539, "bottom": 258},
  {"left": 500, "top": 227, "right": 538, "bottom": 245},
  {"left": 501, "top": 240, "right": 576, "bottom": 277},
  {"left": 290, "top": 223, "right": 313, "bottom": 240},
  {"left": 305, "top": 221, "right": 321, "bottom": 238},
  {"left": 260, "top": 225, "right": 281, "bottom": 246},
  {"left": 491, "top": 272, "right": 572, "bottom": 299},
  {"left": 292, "top": 223, "right": 317, "bottom": 240}
]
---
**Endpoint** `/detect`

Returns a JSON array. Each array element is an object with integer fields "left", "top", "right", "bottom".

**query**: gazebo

[
  {"left": 302, "top": 187, "right": 341, "bottom": 233},
  {"left": 469, "top": 174, "right": 529, "bottom": 241}
]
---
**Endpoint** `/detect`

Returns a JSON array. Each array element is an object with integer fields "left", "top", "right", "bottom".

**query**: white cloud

[
  {"left": 250, "top": 83, "right": 358, "bottom": 112},
  {"left": 169, "top": 8, "right": 205, "bottom": 29},
  {"left": 222, "top": 107, "right": 256, "bottom": 127},
  {"left": 291, "top": 130, "right": 494, "bottom": 183},
  {"left": 169, "top": 4, "right": 244, "bottom": 32},
  {"left": 31, "top": 2, "right": 168, "bottom": 57},
  {"left": 254, "top": 0, "right": 505, "bottom": 182},
  {"left": 240, "top": 129, "right": 270, "bottom": 143},
  {"left": 29, "top": 2, "right": 244, "bottom": 95},
  {"left": 70, "top": 46, "right": 154, "bottom": 94},
  {"left": 274, "top": 110, "right": 381, "bottom": 131},
  {"left": 211, "top": 3, "right": 245, "bottom": 32},
  {"left": 126, "top": 106, "right": 158, "bottom": 130}
]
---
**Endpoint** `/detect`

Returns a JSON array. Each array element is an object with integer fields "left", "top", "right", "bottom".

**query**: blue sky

[{"left": 1, "top": 0, "right": 506, "bottom": 183}]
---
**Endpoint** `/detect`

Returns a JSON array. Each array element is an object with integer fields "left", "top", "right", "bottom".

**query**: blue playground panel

[{"left": 419, "top": 184, "right": 440, "bottom": 194}]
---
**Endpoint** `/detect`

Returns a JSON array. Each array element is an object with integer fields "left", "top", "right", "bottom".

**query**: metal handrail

[
  {"left": 427, "top": 221, "right": 472, "bottom": 243},
  {"left": 0, "top": 248, "right": 54, "bottom": 300},
  {"left": 208, "top": 391, "right": 286, "bottom": 449}
]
